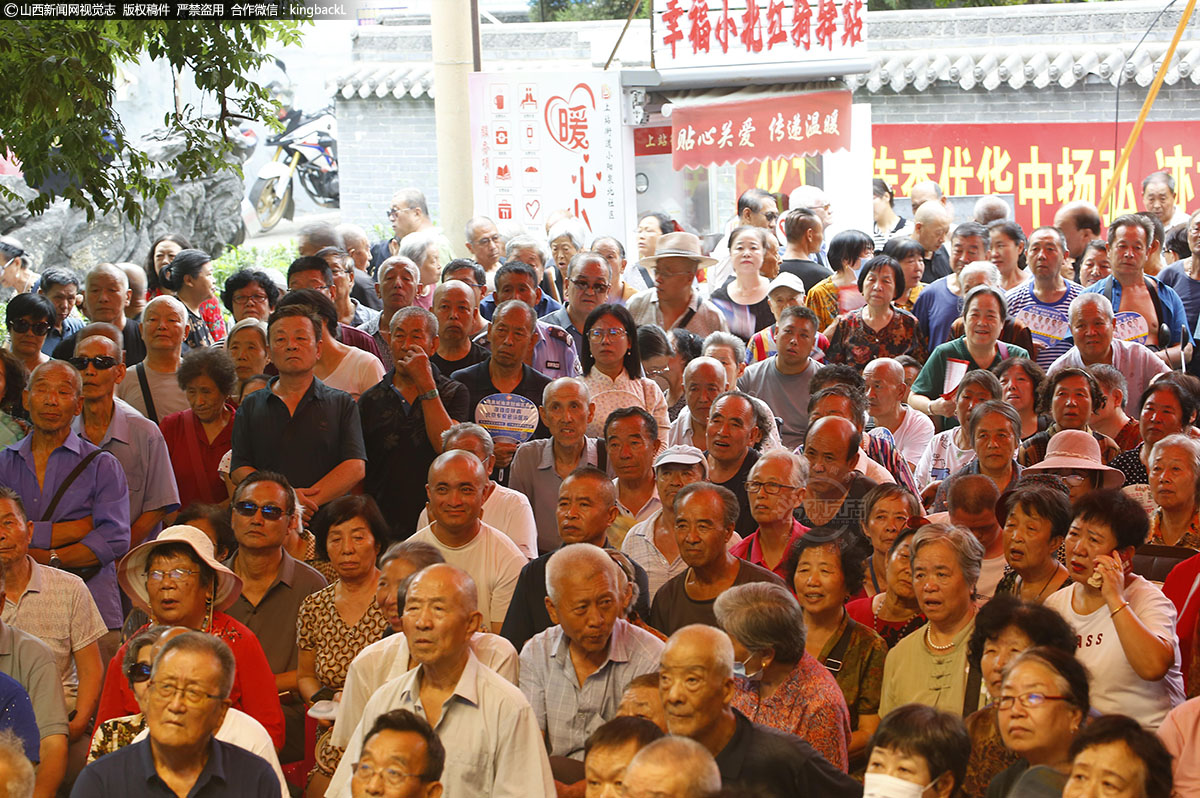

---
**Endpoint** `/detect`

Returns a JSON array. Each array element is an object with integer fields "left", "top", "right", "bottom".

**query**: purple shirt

[{"left": 0, "top": 433, "right": 130, "bottom": 628}]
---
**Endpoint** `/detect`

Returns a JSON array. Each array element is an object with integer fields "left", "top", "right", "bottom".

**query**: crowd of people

[{"left": 0, "top": 175, "right": 1195, "bottom": 798}]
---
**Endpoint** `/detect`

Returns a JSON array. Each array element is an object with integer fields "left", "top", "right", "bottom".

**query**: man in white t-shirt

[
  {"left": 410, "top": 450, "right": 526, "bottom": 631},
  {"left": 864, "top": 357, "right": 933, "bottom": 470},
  {"left": 945, "top": 474, "right": 1006, "bottom": 602}
]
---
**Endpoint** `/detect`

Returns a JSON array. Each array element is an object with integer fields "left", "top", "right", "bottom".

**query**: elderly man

[
  {"left": 622, "top": 446, "right": 710, "bottom": 602},
  {"left": 659, "top": 624, "right": 859, "bottom": 798},
  {"left": 114, "top": 295, "right": 189, "bottom": 422},
  {"left": 519, "top": 543, "right": 663, "bottom": 760},
  {"left": 230, "top": 305, "right": 367, "bottom": 517},
  {"left": 705, "top": 392, "right": 764, "bottom": 538},
  {"left": 788, "top": 185, "right": 831, "bottom": 268},
  {"left": 1081, "top": 213, "right": 1191, "bottom": 361},
  {"left": 799, "top": 415, "right": 877, "bottom": 534},
  {"left": 335, "top": 223, "right": 384, "bottom": 310},
  {"left": 778, "top": 209, "right": 831, "bottom": 291},
  {"left": 370, "top": 188, "right": 454, "bottom": 272},
  {"left": 738, "top": 306, "right": 822, "bottom": 449},
  {"left": 912, "top": 222, "right": 989, "bottom": 348},
  {"left": 358, "top": 255, "right": 420, "bottom": 370},
  {"left": 629, "top": 233, "right": 728, "bottom": 338},
  {"left": 581, "top": 716, "right": 664, "bottom": 798},
  {"left": 1005, "top": 226, "right": 1084, "bottom": 369},
  {"left": 464, "top": 216, "right": 504, "bottom": 282},
  {"left": 223, "top": 471, "right": 328, "bottom": 762},
  {"left": 541, "top": 252, "right": 612, "bottom": 355},
  {"left": 1049, "top": 293, "right": 1170, "bottom": 415},
  {"left": 590, "top": 236, "right": 637, "bottom": 304},
  {"left": 0, "top": 486, "right": 103, "bottom": 784},
  {"left": 911, "top": 200, "right": 954, "bottom": 283},
  {"left": 317, "top": 244, "right": 380, "bottom": 329},
  {"left": 430, "top": 279, "right": 489, "bottom": 375},
  {"left": 729, "top": 450, "right": 808, "bottom": 580},
  {"left": 361, "top": 307, "right": 470, "bottom": 540},
  {"left": 649, "top": 483, "right": 784, "bottom": 635},
  {"left": 668, "top": 356, "right": 727, "bottom": 449},
  {"left": 38, "top": 267, "right": 83, "bottom": 356},
  {"left": 70, "top": 329, "right": 178, "bottom": 547},
  {"left": 121, "top": 263, "right": 148, "bottom": 321},
  {"left": 441, "top": 260, "right": 490, "bottom": 336},
  {"left": 622, "top": 736, "right": 721, "bottom": 798},
  {"left": 973, "top": 195, "right": 1009, "bottom": 225},
  {"left": 510, "top": 378, "right": 604, "bottom": 551},
  {"left": 502, "top": 467, "right": 651, "bottom": 654},
  {"left": 52, "top": 263, "right": 146, "bottom": 366},
  {"left": 1143, "top": 170, "right": 1191, "bottom": 229},
  {"left": 349, "top": 709, "right": 445, "bottom": 798},
  {"left": 0, "top": 361, "right": 129, "bottom": 651},
  {"left": 328, "top": 563, "right": 554, "bottom": 797},
  {"left": 865, "top": 357, "right": 934, "bottom": 470},
  {"left": 476, "top": 261, "right": 579, "bottom": 380},
  {"left": 411, "top": 451, "right": 526, "bottom": 631},
  {"left": 72, "top": 632, "right": 280, "bottom": 797},
  {"left": 1054, "top": 201, "right": 1104, "bottom": 265},
  {"left": 606, "top": 408, "right": 664, "bottom": 543},
  {"left": 808, "top": 384, "right": 900, "bottom": 488}
]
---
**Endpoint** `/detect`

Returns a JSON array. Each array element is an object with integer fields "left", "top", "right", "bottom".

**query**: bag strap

[
  {"left": 676, "top": 307, "right": 697, "bottom": 331},
  {"left": 997, "top": 341, "right": 1009, "bottom": 360},
  {"left": 823, "top": 614, "right": 858, "bottom": 675},
  {"left": 595, "top": 438, "right": 608, "bottom": 473},
  {"left": 962, "top": 658, "right": 984, "bottom": 716},
  {"left": 41, "top": 449, "right": 103, "bottom": 522},
  {"left": 136, "top": 363, "right": 158, "bottom": 424}
]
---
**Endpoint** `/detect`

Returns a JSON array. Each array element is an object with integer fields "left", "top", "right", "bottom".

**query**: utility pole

[{"left": 431, "top": 0, "right": 476, "bottom": 259}]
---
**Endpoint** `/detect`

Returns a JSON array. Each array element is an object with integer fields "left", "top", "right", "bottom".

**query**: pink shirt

[{"left": 729, "top": 519, "right": 808, "bottom": 586}]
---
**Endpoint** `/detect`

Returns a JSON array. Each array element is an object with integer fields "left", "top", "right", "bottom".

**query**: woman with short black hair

[
  {"left": 867, "top": 704, "right": 972, "bottom": 798},
  {"left": 1064, "top": 714, "right": 1173, "bottom": 798},
  {"left": 160, "top": 248, "right": 225, "bottom": 347},
  {"left": 824, "top": 255, "right": 928, "bottom": 368}
]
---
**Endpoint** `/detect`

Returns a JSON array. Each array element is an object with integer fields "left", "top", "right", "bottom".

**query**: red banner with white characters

[{"left": 670, "top": 90, "right": 852, "bottom": 170}]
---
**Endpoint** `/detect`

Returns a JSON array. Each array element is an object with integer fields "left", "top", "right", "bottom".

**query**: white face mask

[{"left": 863, "top": 773, "right": 930, "bottom": 798}]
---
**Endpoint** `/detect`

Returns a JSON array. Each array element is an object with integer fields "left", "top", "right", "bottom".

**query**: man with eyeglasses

[
  {"left": 316, "top": 245, "right": 380, "bottom": 331},
  {"left": 541, "top": 252, "right": 611, "bottom": 355},
  {"left": 0, "top": 484, "right": 104, "bottom": 791},
  {"left": 629, "top": 233, "right": 728, "bottom": 339},
  {"left": 52, "top": 263, "right": 147, "bottom": 366},
  {"left": 73, "top": 631, "right": 281, "bottom": 797},
  {"left": 349, "top": 709, "right": 445, "bottom": 798},
  {"left": 729, "top": 450, "right": 809, "bottom": 581},
  {"left": 370, "top": 189, "right": 455, "bottom": 275},
  {"left": 38, "top": 267, "right": 84, "bottom": 356},
  {"left": 224, "top": 471, "right": 328, "bottom": 763},
  {"left": 72, "top": 328, "right": 178, "bottom": 548},
  {"left": 335, "top": 223, "right": 384, "bottom": 311},
  {"left": 464, "top": 216, "right": 504, "bottom": 286}
]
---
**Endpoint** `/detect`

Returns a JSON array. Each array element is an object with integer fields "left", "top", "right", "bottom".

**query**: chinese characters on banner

[
  {"left": 653, "top": 0, "right": 867, "bottom": 69},
  {"left": 467, "top": 71, "right": 635, "bottom": 239},
  {"left": 669, "top": 90, "right": 852, "bottom": 170},
  {"left": 872, "top": 122, "right": 1200, "bottom": 229}
]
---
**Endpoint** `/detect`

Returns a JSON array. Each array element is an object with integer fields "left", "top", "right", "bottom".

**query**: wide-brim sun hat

[
  {"left": 117, "top": 525, "right": 243, "bottom": 614},
  {"left": 1023, "top": 429, "right": 1125, "bottom": 491},
  {"left": 637, "top": 231, "right": 718, "bottom": 269}
]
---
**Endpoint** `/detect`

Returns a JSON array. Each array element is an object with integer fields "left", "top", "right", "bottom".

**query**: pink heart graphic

[
  {"left": 543, "top": 83, "right": 596, "bottom": 153},
  {"left": 525, "top": 200, "right": 541, "bottom": 219}
]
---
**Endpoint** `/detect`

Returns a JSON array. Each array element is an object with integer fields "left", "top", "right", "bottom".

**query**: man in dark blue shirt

[{"left": 71, "top": 632, "right": 279, "bottom": 797}]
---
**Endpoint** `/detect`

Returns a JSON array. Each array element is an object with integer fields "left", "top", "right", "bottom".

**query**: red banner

[
  {"left": 635, "top": 126, "right": 674, "bottom": 157},
  {"left": 670, "top": 89, "right": 851, "bottom": 170}
]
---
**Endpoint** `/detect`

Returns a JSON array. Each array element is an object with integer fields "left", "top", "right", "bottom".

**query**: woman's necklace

[
  {"left": 924, "top": 624, "right": 956, "bottom": 652},
  {"left": 1020, "top": 564, "right": 1064, "bottom": 602}
]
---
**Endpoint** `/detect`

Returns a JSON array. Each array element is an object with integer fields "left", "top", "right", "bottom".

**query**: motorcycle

[{"left": 249, "top": 77, "right": 339, "bottom": 231}]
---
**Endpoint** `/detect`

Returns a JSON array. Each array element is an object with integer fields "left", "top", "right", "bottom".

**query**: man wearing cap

[
  {"left": 628, "top": 233, "right": 729, "bottom": 338},
  {"left": 738, "top": 306, "right": 823, "bottom": 451},
  {"left": 747, "top": 272, "right": 809, "bottom": 363},
  {"left": 729, "top": 450, "right": 809, "bottom": 581},
  {"left": 622, "top": 445, "right": 712, "bottom": 601},
  {"left": 778, "top": 209, "right": 832, "bottom": 291}
]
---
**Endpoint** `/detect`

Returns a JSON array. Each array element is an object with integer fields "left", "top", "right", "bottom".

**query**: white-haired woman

[
  {"left": 398, "top": 230, "right": 443, "bottom": 310},
  {"left": 1148, "top": 433, "right": 1200, "bottom": 549}
]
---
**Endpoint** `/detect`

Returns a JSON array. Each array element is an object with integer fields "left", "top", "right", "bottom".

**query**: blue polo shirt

[{"left": 71, "top": 736, "right": 279, "bottom": 797}]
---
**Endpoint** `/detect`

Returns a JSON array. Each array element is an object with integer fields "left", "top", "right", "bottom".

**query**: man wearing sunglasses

[
  {"left": 540, "top": 252, "right": 612, "bottom": 356},
  {"left": 51, "top": 263, "right": 146, "bottom": 367},
  {"left": 71, "top": 330, "right": 178, "bottom": 550}
]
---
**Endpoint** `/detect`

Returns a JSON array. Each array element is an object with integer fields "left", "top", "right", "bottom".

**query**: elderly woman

[
  {"left": 709, "top": 226, "right": 776, "bottom": 341},
  {"left": 860, "top": 485, "right": 922, "bottom": 598},
  {"left": 5, "top": 292, "right": 54, "bottom": 374},
  {"left": 847, "top": 527, "right": 926, "bottom": 649},
  {"left": 221, "top": 267, "right": 280, "bottom": 324},
  {"left": 911, "top": 286, "right": 1031, "bottom": 423},
  {"left": 638, "top": 324, "right": 685, "bottom": 420},
  {"left": 223, "top": 317, "right": 271, "bottom": 390},
  {"left": 866, "top": 704, "right": 971, "bottom": 798},
  {"left": 993, "top": 358, "right": 1048, "bottom": 440},
  {"left": 960, "top": 596, "right": 1078, "bottom": 798},
  {"left": 881, "top": 236, "right": 928, "bottom": 314},
  {"left": 914, "top": 369, "right": 1003, "bottom": 489},
  {"left": 930, "top": 401, "right": 1024, "bottom": 512},
  {"left": 1064, "top": 714, "right": 1174, "bottom": 798},
  {"left": 1044, "top": 490, "right": 1185, "bottom": 730},
  {"left": 581, "top": 303, "right": 669, "bottom": 445},
  {"left": 993, "top": 482, "right": 1072, "bottom": 602},
  {"left": 714, "top": 581, "right": 853, "bottom": 772},
  {"left": 988, "top": 647, "right": 1090, "bottom": 798},
  {"left": 825, "top": 255, "right": 927, "bottom": 368},
  {"left": 785, "top": 527, "right": 888, "bottom": 767},
  {"left": 299, "top": 495, "right": 389, "bottom": 786},
  {"left": 1078, "top": 240, "right": 1111, "bottom": 287},
  {"left": 1023, "top": 429, "right": 1126, "bottom": 506},
  {"left": 160, "top": 248, "right": 225, "bottom": 347},
  {"left": 1147, "top": 433, "right": 1200, "bottom": 548},
  {"left": 636, "top": 211, "right": 675, "bottom": 263},
  {"left": 0, "top": 350, "right": 28, "bottom": 447},
  {"left": 95, "top": 525, "right": 284, "bottom": 748},
  {"left": 88, "top": 627, "right": 161, "bottom": 760},
  {"left": 880, "top": 524, "right": 986, "bottom": 717},
  {"left": 1016, "top": 367, "right": 1122, "bottom": 467},
  {"left": 806, "top": 229, "right": 875, "bottom": 330},
  {"left": 160, "top": 347, "right": 238, "bottom": 507},
  {"left": 397, "top": 230, "right": 443, "bottom": 309},
  {"left": 988, "top": 221, "right": 1029, "bottom": 291}
]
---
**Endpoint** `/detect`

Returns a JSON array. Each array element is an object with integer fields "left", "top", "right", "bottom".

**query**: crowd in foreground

[{"left": 0, "top": 176, "right": 1196, "bottom": 797}]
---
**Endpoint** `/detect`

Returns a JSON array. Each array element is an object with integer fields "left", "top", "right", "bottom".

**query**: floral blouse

[
  {"left": 962, "top": 704, "right": 1020, "bottom": 798},
  {"left": 1148, "top": 507, "right": 1200, "bottom": 549},
  {"left": 88, "top": 712, "right": 146, "bottom": 762},
  {"left": 807, "top": 276, "right": 865, "bottom": 331},
  {"left": 825, "top": 307, "right": 928, "bottom": 368}
]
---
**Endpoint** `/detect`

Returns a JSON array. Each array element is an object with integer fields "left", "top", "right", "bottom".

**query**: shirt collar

[
  {"left": 0, "top": 622, "right": 12, "bottom": 655},
  {"left": 408, "top": 650, "right": 483, "bottom": 712},
  {"left": 23, "top": 557, "right": 45, "bottom": 596},
  {"left": 551, "top": 619, "right": 636, "bottom": 668}
]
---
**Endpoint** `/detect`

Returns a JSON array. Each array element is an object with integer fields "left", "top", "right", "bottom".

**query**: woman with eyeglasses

[
  {"left": 160, "top": 347, "right": 239, "bottom": 507},
  {"left": 581, "top": 303, "right": 669, "bottom": 446},
  {"left": 709, "top": 226, "right": 776, "bottom": 342},
  {"left": 4, "top": 292, "right": 54, "bottom": 374},
  {"left": 95, "top": 525, "right": 285, "bottom": 750},
  {"left": 159, "top": 248, "right": 226, "bottom": 347},
  {"left": 846, "top": 527, "right": 926, "bottom": 650},
  {"left": 299, "top": 495, "right": 389, "bottom": 791}
]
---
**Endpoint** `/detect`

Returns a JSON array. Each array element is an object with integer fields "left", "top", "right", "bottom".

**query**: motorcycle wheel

[{"left": 251, "top": 176, "right": 292, "bottom": 232}]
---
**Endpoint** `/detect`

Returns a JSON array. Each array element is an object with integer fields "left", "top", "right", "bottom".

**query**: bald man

[
  {"left": 327, "top": 564, "right": 554, "bottom": 798},
  {"left": 799, "top": 415, "right": 877, "bottom": 534},
  {"left": 912, "top": 201, "right": 954, "bottom": 283},
  {"left": 115, "top": 295, "right": 190, "bottom": 422},
  {"left": 430, "top": 279, "right": 489, "bottom": 376},
  {"left": 335, "top": 223, "right": 384, "bottom": 311},
  {"left": 622, "top": 736, "right": 721, "bottom": 798},
  {"left": 410, "top": 450, "right": 527, "bottom": 631},
  {"left": 1054, "top": 201, "right": 1104, "bottom": 263},
  {"left": 908, "top": 180, "right": 944, "bottom": 214},
  {"left": 668, "top": 356, "right": 728, "bottom": 450},
  {"left": 659, "top": 625, "right": 858, "bottom": 798},
  {"left": 52, "top": 263, "right": 146, "bottom": 365},
  {"left": 864, "top": 358, "right": 933, "bottom": 469}
]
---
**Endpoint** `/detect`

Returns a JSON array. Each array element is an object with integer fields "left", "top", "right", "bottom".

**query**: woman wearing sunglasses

[
  {"left": 87, "top": 626, "right": 161, "bottom": 761},
  {"left": 4, "top": 292, "right": 54, "bottom": 374},
  {"left": 93, "top": 525, "right": 286, "bottom": 751}
]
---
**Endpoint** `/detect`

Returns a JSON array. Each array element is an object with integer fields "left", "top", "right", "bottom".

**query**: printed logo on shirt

[{"left": 1077, "top": 632, "right": 1104, "bottom": 648}]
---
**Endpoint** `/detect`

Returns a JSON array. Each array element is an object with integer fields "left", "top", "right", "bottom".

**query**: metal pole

[
  {"left": 432, "top": 0, "right": 475, "bottom": 259},
  {"left": 470, "top": 0, "right": 482, "bottom": 72}
]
